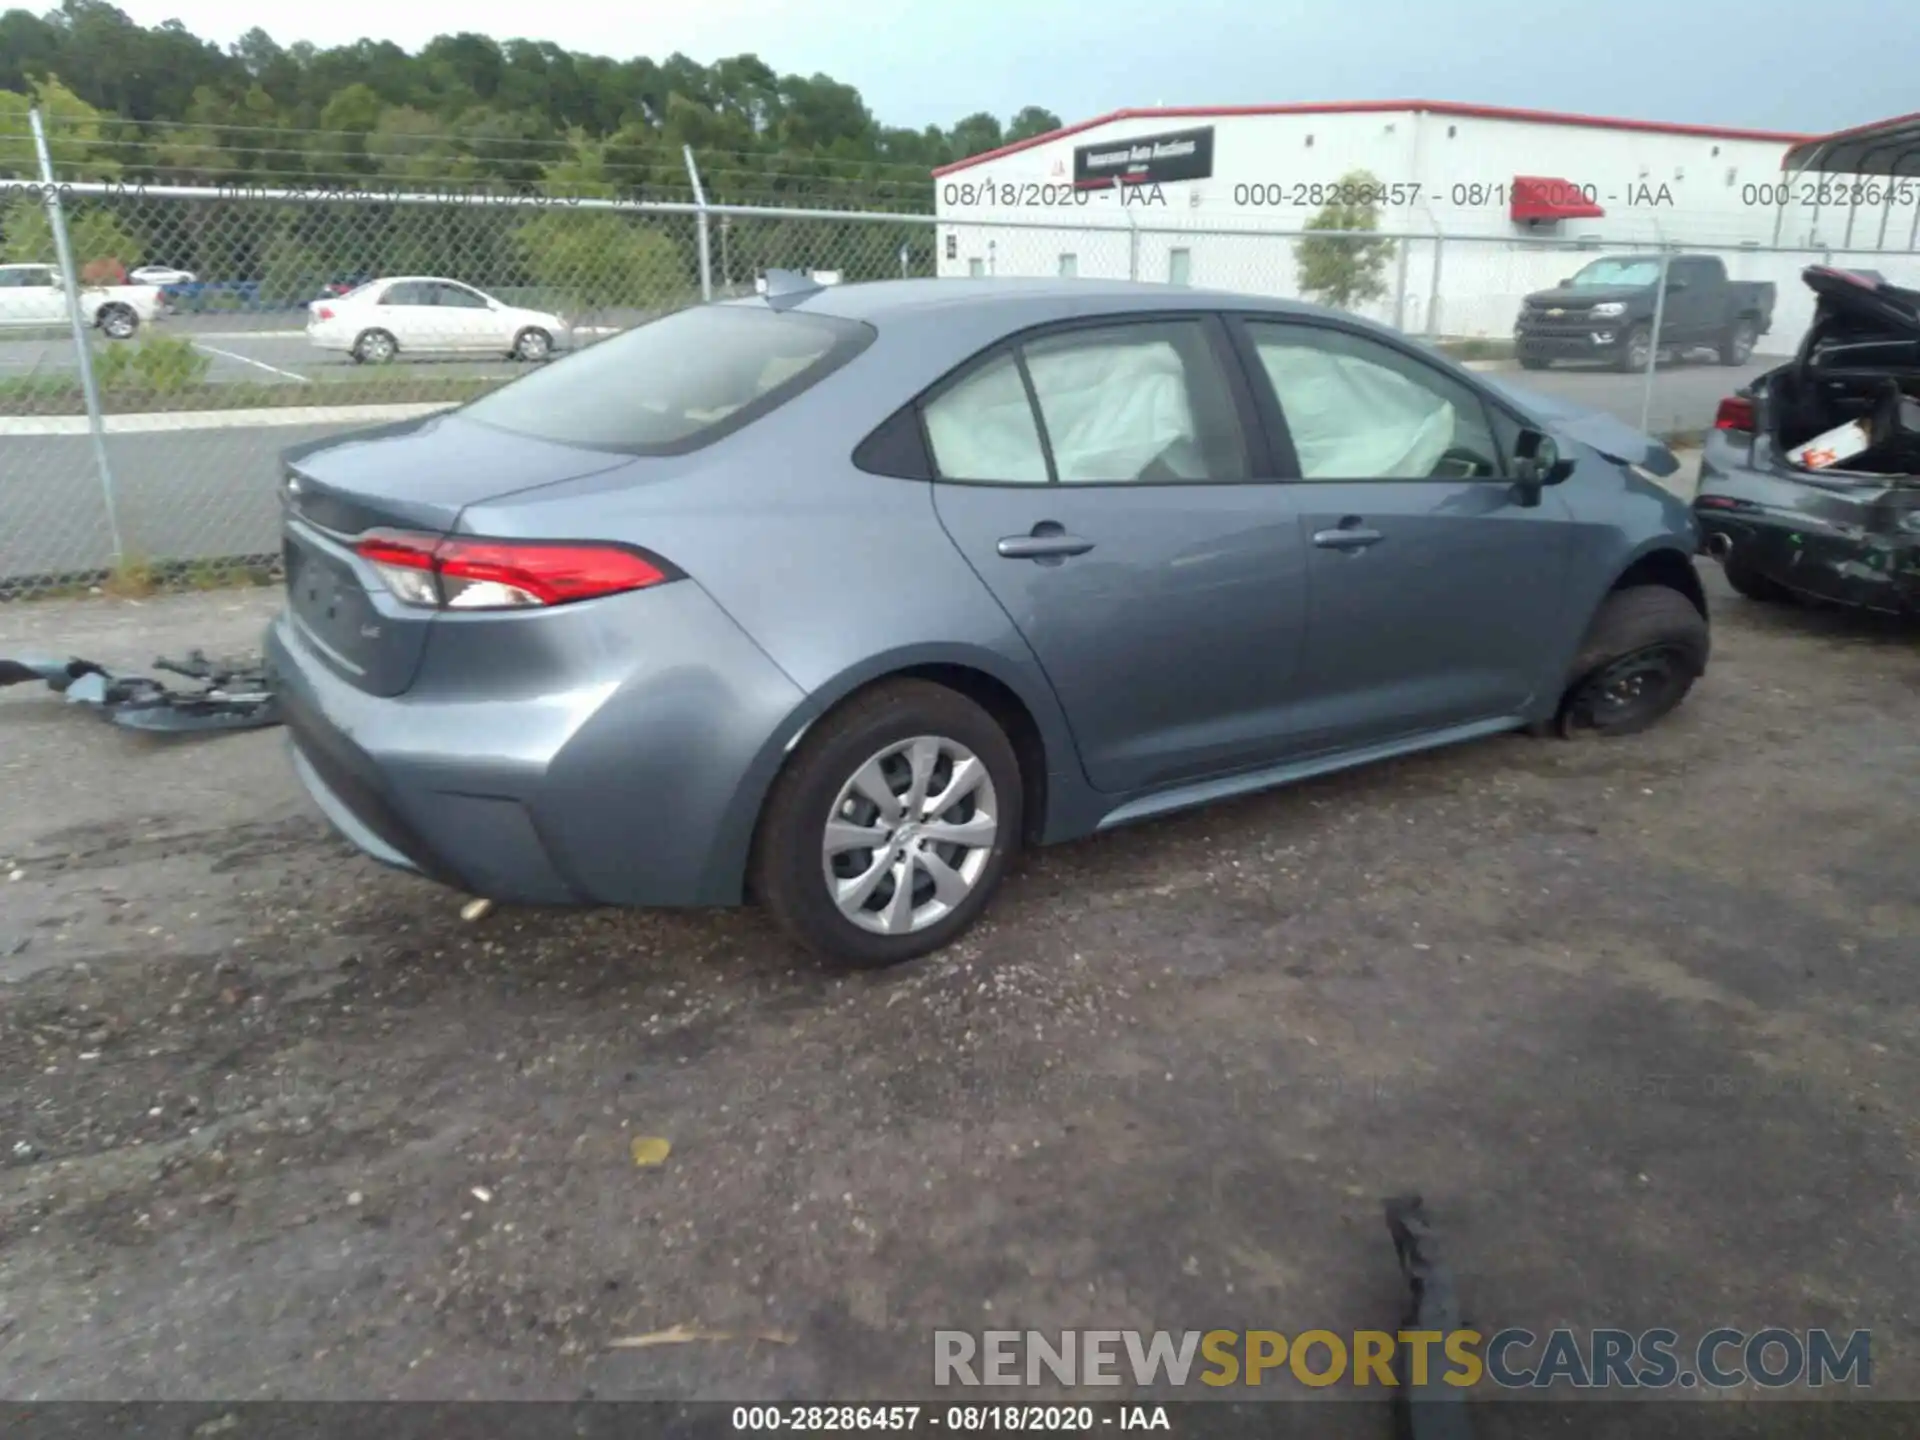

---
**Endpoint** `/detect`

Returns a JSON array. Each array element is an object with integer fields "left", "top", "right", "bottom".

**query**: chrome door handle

[
  {"left": 998, "top": 533, "right": 1095, "bottom": 559},
  {"left": 1312, "top": 526, "right": 1384, "bottom": 550}
]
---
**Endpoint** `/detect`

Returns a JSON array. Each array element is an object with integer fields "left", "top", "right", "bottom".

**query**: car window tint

[
  {"left": 1246, "top": 322, "right": 1503, "bottom": 480},
  {"left": 1019, "top": 320, "right": 1247, "bottom": 484},
  {"left": 435, "top": 283, "right": 488, "bottom": 308},
  {"left": 382, "top": 282, "right": 428, "bottom": 305},
  {"left": 922, "top": 350, "right": 1051, "bottom": 484},
  {"left": 459, "top": 302, "right": 871, "bottom": 452},
  {"left": 0, "top": 271, "right": 19, "bottom": 288}
]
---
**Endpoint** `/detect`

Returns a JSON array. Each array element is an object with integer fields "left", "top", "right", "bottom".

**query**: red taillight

[
  {"left": 1714, "top": 395, "right": 1754, "bottom": 431},
  {"left": 313, "top": 305, "right": 334, "bottom": 321},
  {"left": 352, "top": 532, "right": 676, "bottom": 610}
]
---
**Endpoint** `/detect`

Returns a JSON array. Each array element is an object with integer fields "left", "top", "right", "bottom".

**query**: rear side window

[{"left": 461, "top": 303, "right": 874, "bottom": 453}]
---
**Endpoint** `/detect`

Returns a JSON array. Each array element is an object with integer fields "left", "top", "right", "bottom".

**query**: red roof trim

[
  {"left": 932, "top": 101, "right": 1810, "bottom": 177},
  {"left": 1790, "top": 109, "right": 1920, "bottom": 148},
  {"left": 1510, "top": 175, "right": 1607, "bottom": 221}
]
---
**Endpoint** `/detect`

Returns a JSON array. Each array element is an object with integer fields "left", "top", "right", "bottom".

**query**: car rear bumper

[
  {"left": 1694, "top": 502, "right": 1920, "bottom": 614},
  {"left": 264, "top": 582, "right": 810, "bottom": 909}
]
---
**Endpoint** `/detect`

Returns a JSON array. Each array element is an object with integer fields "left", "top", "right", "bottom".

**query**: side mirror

[
  {"left": 1664, "top": 276, "right": 1688, "bottom": 291},
  {"left": 1557, "top": 276, "right": 1572, "bottom": 287},
  {"left": 1511, "top": 428, "right": 1575, "bottom": 506}
]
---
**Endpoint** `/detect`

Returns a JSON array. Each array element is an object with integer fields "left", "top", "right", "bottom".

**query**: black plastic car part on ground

[
  {"left": 0, "top": 650, "right": 281, "bottom": 733},
  {"left": 1694, "top": 266, "right": 1920, "bottom": 617},
  {"left": 1385, "top": 1197, "right": 1475, "bottom": 1440}
]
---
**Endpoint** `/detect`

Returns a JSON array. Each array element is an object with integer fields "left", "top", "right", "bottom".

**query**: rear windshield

[{"left": 459, "top": 302, "right": 873, "bottom": 452}]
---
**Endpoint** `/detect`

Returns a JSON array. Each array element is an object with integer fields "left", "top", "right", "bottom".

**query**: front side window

[
  {"left": 460, "top": 301, "right": 872, "bottom": 452},
  {"left": 1245, "top": 321, "right": 1503, "bottom": 480},
  {"left": 433, "top": 282, "right": 490, "bottom": 308}
]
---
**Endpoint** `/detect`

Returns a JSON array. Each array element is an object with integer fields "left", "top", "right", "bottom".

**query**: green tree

[
  {"left": 0, "top": 73, "right": 122, "bottom": 177},
  {"left": 1295, "top": 168, "right": 1397, "bottom": 312},
  {"left": 0, "top": 192, "right": 139, "bottom": 265},
  {"left": 513, "top": 209, "right": 690, "bottom": 322}
]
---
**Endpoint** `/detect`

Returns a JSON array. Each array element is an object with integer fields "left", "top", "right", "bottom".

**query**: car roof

[{"left": 744, "top": 276, "right": 1324, "bottom": 325}]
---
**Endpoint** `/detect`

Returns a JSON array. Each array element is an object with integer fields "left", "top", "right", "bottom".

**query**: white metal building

[{"left": 931, "top": 101, "right": 1920, "bottom": 342}]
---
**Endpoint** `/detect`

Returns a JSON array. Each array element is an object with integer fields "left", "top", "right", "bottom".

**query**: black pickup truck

[{"left": 1514, "top": 253, "right": 1776, "bottom": 372}]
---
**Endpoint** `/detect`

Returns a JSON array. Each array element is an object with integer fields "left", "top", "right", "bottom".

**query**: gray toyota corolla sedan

[{"left": 266, "top": 273, "right": 1709, "bottom": 967}]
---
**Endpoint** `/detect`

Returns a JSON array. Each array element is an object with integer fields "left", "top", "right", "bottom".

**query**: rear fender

[{"left": 697, "top": 641, "right": 1098, "bottom": 903}]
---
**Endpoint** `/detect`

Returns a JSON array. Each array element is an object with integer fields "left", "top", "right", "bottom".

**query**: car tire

[
  {"left": 1518, "top": 356, "right": 1549, "bottom": 371},
  {"left": 352, "top": 329, "right": 397, "bottom": 364},
  {"left": 511, "top": 327, "right": 553, "bottom": 362},
  {"left": 97, "top": 304, "right": 138, "bottom": 340},
  {"left": 1616, "top": 324, "right": 1652, "bottom": 372},
  {"left": 1554, "top": 584, "right": 1709, "bottom": 739},
  {"left": 751, "top": 680, "right": 1024, "bottom": 968},
  {"left": 1721, "top": 550, "right": 1794, "bottom": 603},
  {"left": 1719, "top": 319, "right": 1757, "bottom": 366}
]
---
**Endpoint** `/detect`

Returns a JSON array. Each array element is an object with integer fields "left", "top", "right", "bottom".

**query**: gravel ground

[{"left": 1, "top": 555, "right": 1917, "bottom": 1412}]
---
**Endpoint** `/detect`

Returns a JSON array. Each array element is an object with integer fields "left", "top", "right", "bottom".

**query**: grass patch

[
  {"left": 0, "top": 372, "right": 503, "bottom": 417},
  {"left": 100, "top": 552, "right": 159, "bottom": 598},
  {"left": 2, "top": 554, "right": 280, "bottom": 604}
]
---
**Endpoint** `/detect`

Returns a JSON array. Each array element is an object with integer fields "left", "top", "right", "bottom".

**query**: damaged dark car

[{"left": 1696, "top": 265, "right": 1920, "bottom": 616}]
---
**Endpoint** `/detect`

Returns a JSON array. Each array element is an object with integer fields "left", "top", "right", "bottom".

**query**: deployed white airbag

[
  {"left": 1258, "top": 342, "right": 1456, "bottom": 479},
  {"left": 921, "top": 354, "right": 1050, "bottom": 482},
  {"left": 1026, "top": 340, "right": 1205, "bottom": 480}
]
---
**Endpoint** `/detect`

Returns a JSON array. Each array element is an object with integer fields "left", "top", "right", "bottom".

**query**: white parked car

[
  {"left": 305, "top": 277, "right": 571, "bottom": 363},
  {"left": 129, "top": 265, "right": 197, "bottom": 286},
  {"left": 0, "top": 262, "right": 166, "bottom": 339}
]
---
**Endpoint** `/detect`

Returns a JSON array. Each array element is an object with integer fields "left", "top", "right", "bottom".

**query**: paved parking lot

[{"left": 2, "top": 554, "right": 1916, "bottom": 1407}]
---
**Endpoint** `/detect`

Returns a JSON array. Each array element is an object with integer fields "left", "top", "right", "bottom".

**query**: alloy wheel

[{"left": 821, "top": 735, "right": 1000, "bottom": 936}]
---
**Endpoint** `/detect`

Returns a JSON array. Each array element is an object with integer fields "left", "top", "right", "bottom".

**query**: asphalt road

[{"left": 1, "top": 565, "right": 1916, "bottom": 1408}]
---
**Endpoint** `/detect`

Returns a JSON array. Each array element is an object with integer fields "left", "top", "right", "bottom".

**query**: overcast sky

[{"left": 115, "top": 0, "right": 1919, "bottom": 137}]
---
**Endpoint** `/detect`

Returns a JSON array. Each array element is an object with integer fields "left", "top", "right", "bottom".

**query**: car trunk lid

[
  {"left": 1759, "top": 267, "right": 1920, "bottom": 484},
  {"left": 279, "top": 409, "right": 632, "bottom": 694}
]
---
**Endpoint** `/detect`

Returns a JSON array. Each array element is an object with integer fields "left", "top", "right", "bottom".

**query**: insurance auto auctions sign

[{"left": 1072, "top": 126, "right": 1214, "bottom": 189}]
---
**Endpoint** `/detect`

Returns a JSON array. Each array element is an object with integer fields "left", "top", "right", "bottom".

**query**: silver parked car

[{"left": 266, "top": 275, "right": 1709, "bottom": 967}]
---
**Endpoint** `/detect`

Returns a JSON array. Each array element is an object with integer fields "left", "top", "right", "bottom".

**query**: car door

[
  {"left": 0, "top": 268, "right": 25, "bottom": 327},
  {"left": 0, "top": 266, "right": 65, "bottom": 327},
  {"left": 374, "top": 281, "right": 440, "bottom": 351},
  {"left": 1660, "top": 258, "right": 1709, "bottom": 346},
  {"left": 427, "top": 281, "right": 504, "bottom": 350},
  {"left": 925, "top": 314, "right": 1312, "bottom": 796},
  {"left": 1231, "top": 316, "right": 1577, "bottom": 755}
]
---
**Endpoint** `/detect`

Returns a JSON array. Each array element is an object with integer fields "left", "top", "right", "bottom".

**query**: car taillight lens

[
  {"left": 313, "top": 305, "right": 333, "bottom": 321},
  {"left": 1714, "top": 395, "right": 1754, "bottom": 431},
  {"left": 352, "top": 532, "right": 678, "bottom": 610}
]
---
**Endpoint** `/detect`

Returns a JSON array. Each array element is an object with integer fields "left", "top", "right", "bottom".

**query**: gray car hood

[{"left": 1480, "top": 377, "right": 1682, "bottom": 478}]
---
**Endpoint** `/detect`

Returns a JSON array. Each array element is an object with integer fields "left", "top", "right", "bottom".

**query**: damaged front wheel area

[{"left": 1553, "top": 585, "right": 1709, "bottom": 739}]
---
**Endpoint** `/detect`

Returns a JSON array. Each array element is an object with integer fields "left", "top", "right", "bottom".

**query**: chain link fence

[{"left": 5, "top": 125, "right": 1916, "bottom": 599}]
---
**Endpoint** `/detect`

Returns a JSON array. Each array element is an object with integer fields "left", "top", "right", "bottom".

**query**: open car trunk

[{"left": 1761, "top": 267, "right": 1920, "bottom": 480}]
